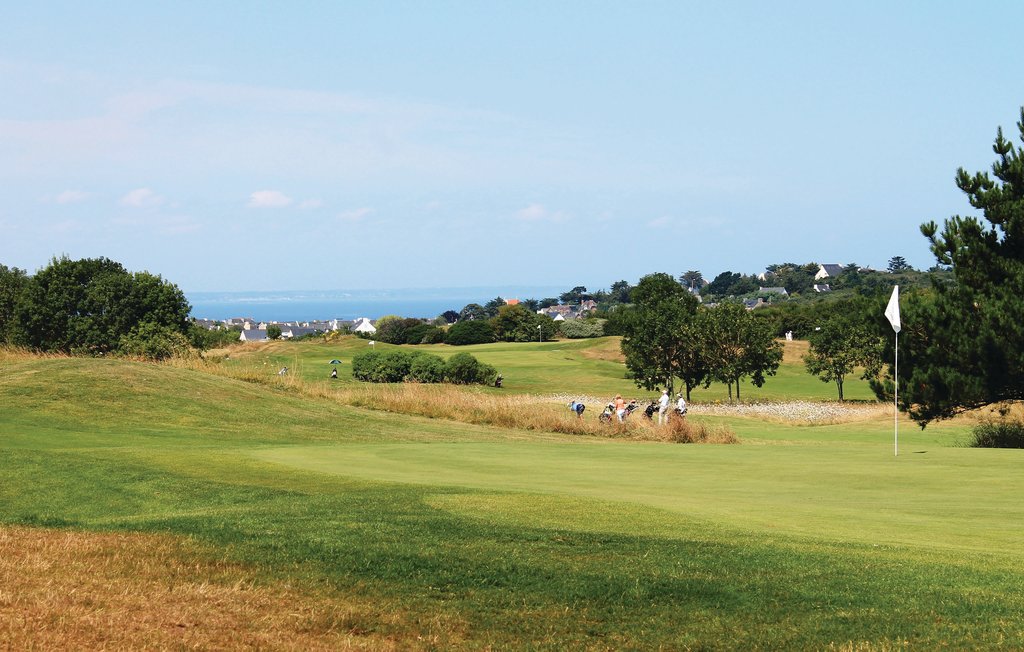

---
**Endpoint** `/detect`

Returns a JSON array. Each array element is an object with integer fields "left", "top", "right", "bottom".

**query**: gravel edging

[{"left": 544, "top": 394, "right": 886, "bottom": 424}]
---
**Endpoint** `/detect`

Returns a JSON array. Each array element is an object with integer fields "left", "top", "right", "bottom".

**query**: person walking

[
  {"left": 614, "top": 394, "right": 627, "bottom": 422},
  {"left": 657, "top": 388, "right": 670, "bottom": 424},
  {"left": 676, "top": 393, "right": 687, "bottom": 416}
]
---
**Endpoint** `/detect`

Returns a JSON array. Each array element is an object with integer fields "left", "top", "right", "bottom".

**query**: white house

[
  {"left": 352, "top": 317, "right": 377, "bottom": 335},
  {"left": 239, "top": 329, "right": 268, "bottom": 342},
  {"left": 815, "top": 263, "right": 845, "bottom": 280}
]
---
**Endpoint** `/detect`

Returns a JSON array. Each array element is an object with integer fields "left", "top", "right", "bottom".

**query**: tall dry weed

[
  {"left": 330, "top": 384, "right": 737, "bottom": 443},
  {"left": 661, "top": 415, "right": 739, "bottom": 444},
  {"left": 0, "top": 346, "right": 70, "bottom": 363}
]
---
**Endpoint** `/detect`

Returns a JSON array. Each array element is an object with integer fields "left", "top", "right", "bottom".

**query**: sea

[{"left": 186, "top": 286, "right": 566, "bottom": 322}]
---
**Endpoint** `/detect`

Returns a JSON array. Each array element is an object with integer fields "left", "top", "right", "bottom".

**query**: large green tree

[
  {"left": 902, "top": 108, "right": 1024, "bottom": 424},
  {"left": 0, "top": 264, "right": 29, "bottom": 344},
  {"left": 679, "top": 270, "right": 704, "bottom": 291},
  {"left": 559, "top": 286, "right": 590, "bottom": 305},
  {"left": 13, "top": 256, "right": 190, "bottom": 354},
  {"left": 619, "top": 272, "right": 699, "bottom": 396},
  {"left": 703, "top": 302, "right": 782, "bottom": 401},
  {"left": 490, "top": 304, "right": 556, "bottom": 342},
  {"left": 674, "top": 309, "right": 714, "bottom": 401},
  {"left": 804, "top": 315, "right": 883, "bottom": 401}
]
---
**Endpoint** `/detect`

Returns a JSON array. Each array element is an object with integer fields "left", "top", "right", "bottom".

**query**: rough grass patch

[
  {"left": 0, "top": 526, "right": 450, "bottom": 650},
  {"left": 661, "top": 416, "right": 740, "bottom": 444}
]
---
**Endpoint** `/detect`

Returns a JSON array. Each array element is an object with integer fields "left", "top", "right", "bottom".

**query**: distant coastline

[{"left": 186, "top": 286, "right": 565, "bottom": 322}]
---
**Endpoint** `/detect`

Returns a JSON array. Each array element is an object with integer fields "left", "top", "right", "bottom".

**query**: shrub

[
  {"left": 404, "top": 323, "right": 434, "bottom": 344},
  {"left": 375, "top": 350, "right": 414, "bottom": 382},
  {"left": 351, "top": 349, "right": 414, "bottom": 382},
  {"left": 559, "top": 318, "right": 606, "bottom": 339},
  {"left": 350, "top": 350, "right": 381, "bottom": 381},
  {"left": 446, "top": 320, "right": 495, "bottom": 345},
  {"left": 444, "top": 352, "right": 494, "bottom": 385},
  {"left": 188, "top": 323, "right": 242, "bottom": 350},
  {"left": 969, "top": 420, "right": 1024, "bottom": 448},
  {"left": 408, "top": 353, "right": 445, "bottom": 382},
  {"left": 475, "top": 361, "right": 498, "bottom": 386},
  {"left": 420, "top": 327, "right": 447, "bottom": 344},
  {"left": 118, "top": 322, "right": 196, "bottom": 360}
]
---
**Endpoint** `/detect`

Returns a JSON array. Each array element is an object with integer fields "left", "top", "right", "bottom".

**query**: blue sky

[{"left": 2, "top": 1, "right": 1022, "bottom": 292}]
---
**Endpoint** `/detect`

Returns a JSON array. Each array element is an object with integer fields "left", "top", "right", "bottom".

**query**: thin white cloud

[
  {"left": 514, "top": 203, "right": 568, "bottom": 223},
  {"left": 337, "top": 207, "right": 373, "bottom": 222},
  {"left": 155, "top": 215, "right": 201, "bottom": 235},
  {"left": 647, "top": 216, "right": 671, "bottom": 227},
  {"left": 297, "top": 198, "right": 324, "bottom": 210},
  {"left": 54, "top": 190, "right": 91, "bottom": 204},
  {"left": 248, "top": 190, "right": 292, "bottom": 208},
  {"left": 120, "top": 187, "right": 163, "bottom": 208},
  {"left": 112, "top": 213, "right": 200, "bottom": 235}
]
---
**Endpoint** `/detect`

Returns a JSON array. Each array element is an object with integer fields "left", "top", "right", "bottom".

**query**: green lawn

[
  {"left": 238, "top": 335, "right": 879, "bottom": 401},
  {"left": 2, "top": 351, "right": 1022, "bottom": 649}
]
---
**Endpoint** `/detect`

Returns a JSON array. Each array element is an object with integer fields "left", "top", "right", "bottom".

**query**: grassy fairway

[
  {"left": 230, "top": 335, "right": 879, "bottom": 401},
  {"left": 2, "top": 351, "right": 1023, "bottom": 649}
]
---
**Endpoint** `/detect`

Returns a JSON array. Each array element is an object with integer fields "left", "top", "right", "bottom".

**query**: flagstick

[{"left": 894, "top": 332, "right": 898, "bottom": 457}]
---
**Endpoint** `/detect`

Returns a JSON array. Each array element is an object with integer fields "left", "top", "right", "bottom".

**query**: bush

[
  {"left": 350, "top": 350, "right": 381, "bottom": 381},
  {"left": 404, "top": 323, "right": 435, "bottom": 344},
  {"left": 352, "top": 349, "right": 493, "bottom": 385},
  {"left": 969, "top": 420, "right": 1024, "bottom": 448},
  {"left": 351, "top": 349, "right": 414, "bottom": 382},
  {"left": 408, "top": 353, "right": 446, "bottom": 382},
  {"left": 446, "top": 320, "right": 495, "bottom": 345},
  {"left": 559, "top": 318, "right": 606, "bottom": 339},
  {"left": 444, "top": 352, "right": 496, "bottom": 385},
  {"left": 475, "top": 361, "right": 498, "bottom": 386},
  {"left": 188, "top": 323, "right": 242, "bottom": 349},
  {"left": 420, "top": 327, "right": 447, "bottom": 344},
  {"left": 118, "top": 322, "right": 196, "bottom": 360}
]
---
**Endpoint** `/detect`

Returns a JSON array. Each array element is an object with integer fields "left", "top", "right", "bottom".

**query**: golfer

[
  {"left": 568, "top": 400, "right": 586, "bottom": 418},
  {"left": 657, "top": 388, "right": 670, "bottom": 424},
  {"left": 614, "top": 394, "right": 627, "bottom": 422}
]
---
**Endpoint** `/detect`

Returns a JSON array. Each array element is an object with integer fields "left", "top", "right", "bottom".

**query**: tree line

[
  {"left": 0, "top": 256, "right": 195, "bottom": 359},
  {"left": 616, "top": 273, "right": 784, "bottom": 401}
]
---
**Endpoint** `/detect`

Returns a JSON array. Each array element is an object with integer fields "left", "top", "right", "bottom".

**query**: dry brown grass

[
  {"left": 575, "top": 336, "right": 625, "bottom": 363},
  {"left": 660, "top": 415, "right": 740, "bottom": 444},
  {"left": 0, "top": 526, "right": 460, "bottom": 650},
  {"left": 332, "top": 384, "right": 738, "bottom": 443},
  {"left": 0, "top": 346, "right": 70, "bottom": 363},
  {"left": 781, "top": 338, "right": 810, "bottom": 364}
]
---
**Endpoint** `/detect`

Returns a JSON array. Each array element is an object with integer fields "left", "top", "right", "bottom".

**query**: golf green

[{"left": 252, "top": 440, "right": 1024, "bottom": 556}]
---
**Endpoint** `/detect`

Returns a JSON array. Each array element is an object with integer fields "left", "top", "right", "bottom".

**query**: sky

[{"left": 2, "top": 1, "right": 1022, "bottom": 293}]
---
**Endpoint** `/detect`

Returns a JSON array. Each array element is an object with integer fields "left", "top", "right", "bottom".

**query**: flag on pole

[
  {"left": 885, "top": 285, "right": 901, "bottom": 456},
  {"left": 885, "top": 286, "right": 901, "bottom": 333}
]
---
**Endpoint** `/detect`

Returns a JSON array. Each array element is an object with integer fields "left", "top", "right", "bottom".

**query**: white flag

[{"left": 885, "top": 285, "right": 901, "bottom": 333}]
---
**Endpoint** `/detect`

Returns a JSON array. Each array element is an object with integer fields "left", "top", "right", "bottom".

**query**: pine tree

[{"left": 905, "top": 108, "right": 1024, "bottom": 424}]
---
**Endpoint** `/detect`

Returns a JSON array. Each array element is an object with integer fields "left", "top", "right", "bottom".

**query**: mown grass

[
  {"left": 2, "top": 350, "right": 1022, "bottom": 649},
  {"left": 216, "top": 335, "right": 880, "bottom": 402}
]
